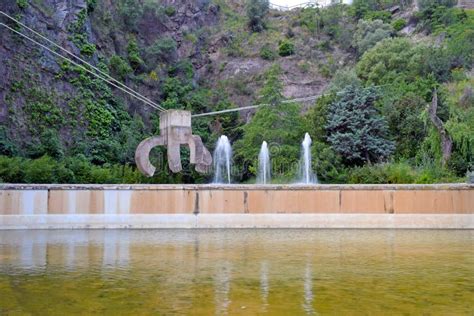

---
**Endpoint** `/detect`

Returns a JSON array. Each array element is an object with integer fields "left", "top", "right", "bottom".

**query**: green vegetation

[
  {"left": 278, "top": 40, "right": 295, "bottom": 56},
  {"left": 146, "top": 37, "right": 177, "bottom": 63},
  {"left": 246, "top": 0, "right": 269, "bottom": 32},
  {"left": 234, "top": 65, "right": 304, "bottom": 180},
  {"left": 326, "top": 86, "right": 394, "bottom": 165},
  {"left": 391, "top": 18, "right": 406, "bottom": 31},
  {"left": 16, "top": 0, "right": 28, "bottom": 10},
  {"left": 353, "top": 19, "right": 393, "bottom": 55},
  {"left": 260, "top": 44, "right": 277, "bottom": 60},
  {"left": 1, "top": 0, "right": 472, "bottom": 184},
  {"left": 109, "top": 55, "right": 132, "bottom": 80}
]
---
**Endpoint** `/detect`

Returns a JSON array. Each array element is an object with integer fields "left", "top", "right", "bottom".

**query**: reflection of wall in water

[
  {"left": 102, "top": 231, "right": 130, "bottom": 268},
  {"left": 214, "top": 261, "right": 232, "bottom": 315}
]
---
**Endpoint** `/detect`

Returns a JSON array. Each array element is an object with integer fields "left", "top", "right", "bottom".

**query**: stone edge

[{"left": 0, "top": 214, "right": 472, "bottom": 229}]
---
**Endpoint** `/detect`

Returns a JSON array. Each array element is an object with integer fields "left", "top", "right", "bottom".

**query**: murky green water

[{"left": 0, "top": 230, "right": 473, "bottom": 315}]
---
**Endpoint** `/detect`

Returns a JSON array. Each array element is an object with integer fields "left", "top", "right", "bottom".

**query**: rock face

[
  {"left": 0, "top": 0, "right": 220, "bottom": 149},
  {"left": 0, "top": 0, "right": 343, "bottom": 159}
]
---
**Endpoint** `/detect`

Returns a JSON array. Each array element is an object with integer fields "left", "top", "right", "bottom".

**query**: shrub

[
  {"left": 119, "top": 0, "right": 143, "bottom": 31},
  {"left": 16, "top": 0, "right": 28, "bottom": 9},
  {"left": 164, "top": 6, "right": 176, "bottom": 16},
  {"left": 365, "top": 11, "right": 392, "bottom": 23},
  {"left": 147, "top": 37, "right": 177, "bottom": 63},
  {"left": 0, "top": 156, "right": 25, "bottom": 183},
  {"left": 246, "top": 0, "right": 269, "bottom": 32},
  {"left": 353, "top": 19, "right": 393, "bottom": 55},
  {"left": 327, "top": 68, "right": 362, "bottom": 94},
  {"left": 392, "top": 18, "right": 407, "bottom": 31},
  {"left": 86, "top": 0, "right": 97, "bottom": 12},
  {"left": 127, "top": 38, "right": 144, "bottom": 70},
  {"left": 260, "top": 45, "right": 277, "bottom": 60},
  {"left": 24, "top": 155, "right": 57, "bottom": 183},
  {"left": 80, "top": 43, "right": 96, "bottom": 57},
  {"left": 278, "top": 40, "right": 295, "bottom": 56},
  {"left": 356, "top": 38, "right": 426, "bottom": 85},
  {"left": 418, "top": 0, "right": 457, "bottom": 11},
  {"left": 109, "top": 55, "right": 132, "bottom": 80},
  {"left": 0, "top": 127, "right": 18, "bottom": 156}
]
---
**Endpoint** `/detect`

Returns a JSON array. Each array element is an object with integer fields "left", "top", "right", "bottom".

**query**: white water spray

[
  {"left": 299, "top": 133, "right": 317, "bottom": 184},
  {"left": 213, "top": 135, "right": 232, "bottom": 184},
  {"left": 257, "top": 141, "right": 271, "bottom": 184}
]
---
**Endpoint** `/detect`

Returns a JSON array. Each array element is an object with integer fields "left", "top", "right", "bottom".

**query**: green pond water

[{"left": 0, "top": 229, "right": 473, "bottom": 315}]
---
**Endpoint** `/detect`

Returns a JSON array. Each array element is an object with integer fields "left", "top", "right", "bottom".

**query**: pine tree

[
  {"left": 326, "top": 86, "right": 395, "bottom": 165},
  {"left": 234, "top": 65, "right": 304, "bottom": 180}
]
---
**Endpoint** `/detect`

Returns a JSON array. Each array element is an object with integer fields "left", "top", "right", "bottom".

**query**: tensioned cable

[
  {"left": 192, "top": 95, "right": 321, "bottom": 117},
  {"left": 192, "top": 85, "right": 391, "bottom": 118},
  {"left": 0, "top": 22, "right": 165, "bottom": 111},
  {"left": 0, "top": 11, "right": 166, "bottom": 111}
]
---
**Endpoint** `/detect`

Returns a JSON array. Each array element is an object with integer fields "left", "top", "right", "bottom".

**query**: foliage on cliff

[{"left": 0, "top": 0, "right": 472, "bottom": 184}]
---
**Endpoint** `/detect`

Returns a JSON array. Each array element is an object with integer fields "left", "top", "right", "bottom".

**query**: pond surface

[{"left": 0, "top": 230, "right": 473, "bottom": 315}]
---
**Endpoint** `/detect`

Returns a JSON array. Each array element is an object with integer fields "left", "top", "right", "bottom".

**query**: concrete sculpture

[{"left": 135, "top": 110, "right": 212, "bottom": 176}]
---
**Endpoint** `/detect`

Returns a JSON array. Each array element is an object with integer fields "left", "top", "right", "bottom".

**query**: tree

[
  {"left": 234, "top": 65, "right": 305, "bottom": 180},
  {"left": 246, "top": 0, "right": 269, "bottom": 32},
  {"left": 326, "top": 86, "right": 395, "bottom": 165},
  {"left": 353, "top": 19, "right": 393, "bottom": 55},
  {"left": 418, "top": 0, "right": 457, "bottom": 11},
  {"left": 356, "top": 38, "right": 426, "bottom": 85}
]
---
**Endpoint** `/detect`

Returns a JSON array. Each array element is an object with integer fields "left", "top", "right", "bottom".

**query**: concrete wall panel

[
  {"left": 199, "top": 190, "right": 245, "bottom": 213},
  {"left": 392, "top": 190, "right": 474, "bottom": 213},
  {"left": 49, "top": 190, "right": 105, "bottom": 214},
  {"left": 0, "top": 190, "right": 47, "bottom": 215},
  {"left": 246, "top": 190, "right": 340, "bottom": 213},
  {"left": 0, "top": 185, "right": 473, "bottom": 218},
  {"left": 340, "top": 190, "right": 392, "bottom": 213},
  {"left": 129, "top": 190, "right": 195, "bottom": 214}
]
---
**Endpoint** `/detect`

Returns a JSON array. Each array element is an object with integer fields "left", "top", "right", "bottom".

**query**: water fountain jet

[
  {"left": 299, "top": 133, "right": 317, "bottom": 184},
  {"left": 257, "top": 141, "right": 271, "bottom": 184},
  {"left": 213, "top": 135, "right": 232, "bottom": 184}
]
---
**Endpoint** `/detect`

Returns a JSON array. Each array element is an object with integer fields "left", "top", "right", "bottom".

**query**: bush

[
  {"left": 392, "top": 18, "right": 407, "bottom": 31},
  {"left": 278, "top": 40, "right": 295, "bottom": 56},
  {"left": 260, "top": 45, "right": 277, "bottom": 60},
  {"left": 418, "top": 0, "right": 457, "bottom": 11},
  {"left": 246, "top": 0, "right": 269, "bottom": 32},
  {"left": 80, "top": 43, "right": 96, "bottom": 57},
  {"left": 356, "top": 38, "right": 426, "bottom": 85},
  {"left": 365, "top": 11, "right": 392, "bottom": 23},
  {"left": 164, "top": 6, "right": 176, "bottom": 16},
  {"left": 146, "top": 37, "right": 177, "bottom": 63},
  {"left": 24, "top": 155, "right": 57, "bottom": 183},
  {"left": 127, "top": 38, "right": 144, "bottom": 70},
  {"left": 109, "top": 55, "right": 132, "bottom": 80},
  {"left": 353, "top": 19, "right": 393, "bottom": 55},
  {"left": 0, "top": 156, "right": 25, "bottom": 183},
  {"left": 16, "top": 0, "right": 28, "bottom": 9},
  {"left": 86, "top": 0, "right": 97, "bottom": 12}
]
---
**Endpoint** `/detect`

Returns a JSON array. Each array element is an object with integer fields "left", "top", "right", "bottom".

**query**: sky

[{"left": 270, "top": 0, "right": 352, "bottom": 7}]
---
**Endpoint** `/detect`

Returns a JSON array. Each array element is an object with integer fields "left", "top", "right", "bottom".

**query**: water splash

[
  {"left": 257, "top": 141, "right": 271, "bottom": 184},
  {"left": 213, "top": 135, "right": 232, "bottom": 184},
  {"left": 299, "top": 133, "right": 317, "bottom": 184}
]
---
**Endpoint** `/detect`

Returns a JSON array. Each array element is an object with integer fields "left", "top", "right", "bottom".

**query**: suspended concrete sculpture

[{"left": 135, "top": 110, "right": 212, "bottom": 176}]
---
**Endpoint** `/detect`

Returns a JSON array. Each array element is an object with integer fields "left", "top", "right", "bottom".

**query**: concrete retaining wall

[{"left": 0, "top": 184, "right": 473, "bottom": 229}]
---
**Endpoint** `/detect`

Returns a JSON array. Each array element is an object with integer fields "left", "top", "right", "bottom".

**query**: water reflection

[
  {"left": 103, "top": 231, "right": 129, "bottom": 269},
  {"left": 0, "top": 230, "right": 472, "bottom": 314},
  {"left": 214, "top": 261, "right": 232, "bottom": 315},
  {"left": 260, "top": 261, "right": 269, "bottom": 311},
  {"left": 303, "top": 262, "right": 315, "bottom": 315}
]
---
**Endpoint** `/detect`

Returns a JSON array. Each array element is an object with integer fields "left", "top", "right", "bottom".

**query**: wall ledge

[{"left": 1, "top": 183, "right": 473, "bottom": 191}]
